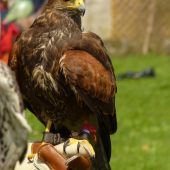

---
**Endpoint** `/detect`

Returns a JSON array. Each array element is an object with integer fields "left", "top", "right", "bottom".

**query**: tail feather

[{"left": 91, "top": 135, "right": 111, "bottom": 170}]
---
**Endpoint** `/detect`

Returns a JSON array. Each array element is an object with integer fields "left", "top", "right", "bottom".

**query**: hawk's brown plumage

[{"left": 9, "top": 0, "right": 117, "bottom": 169}]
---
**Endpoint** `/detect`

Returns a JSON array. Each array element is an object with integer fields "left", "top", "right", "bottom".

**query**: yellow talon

[
  {"left": 28, "top": 120, "right": 52, "bottom": 160},
  {"left": 28, "top": 153, "right": 35, "bottom": 161},
  {"left": 68, "top": 138, "right": 95, "bottom": 155}
]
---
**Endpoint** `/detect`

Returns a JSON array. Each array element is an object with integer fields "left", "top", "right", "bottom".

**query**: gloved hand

[{"left": 30, "top": 142, "right": 92, "bottom": 170}]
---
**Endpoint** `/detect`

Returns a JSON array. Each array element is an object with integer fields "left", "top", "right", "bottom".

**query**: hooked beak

[{"left": 67, "top": 0, "right": 86, "bottom": 16}]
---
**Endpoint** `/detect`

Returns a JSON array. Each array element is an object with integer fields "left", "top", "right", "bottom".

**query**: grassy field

[{"left": 26, "top": 54, "right": 170, "bottom": 170}]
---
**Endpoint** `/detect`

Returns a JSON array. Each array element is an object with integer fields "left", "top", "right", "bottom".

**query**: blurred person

[
  {"left": 16, "top": 0, "right": 47, "bottom": 31},
  {"left": 0, "top": 0, "right": 47, "bottom": 65},
  {"left": 32, "top": 0, "right": 47, "bottom": 14},
  {"left": 0, "top": 0, "right": 47, "bottom": 64},
  {"left": 0, "top": 0, "right": 20, "bottom": 65},
  {"left": 7, "top": 0, "right": 18, "bottom": 9}
]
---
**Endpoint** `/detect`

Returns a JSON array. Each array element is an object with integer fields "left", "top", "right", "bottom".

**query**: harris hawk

[{"left": 8, "top": 0, "right": 117, "bottom": 169}]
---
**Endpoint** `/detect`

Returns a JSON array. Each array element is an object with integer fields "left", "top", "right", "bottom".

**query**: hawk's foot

[{"left": 63, "top": 138, "right": 95, "bottom": 158}]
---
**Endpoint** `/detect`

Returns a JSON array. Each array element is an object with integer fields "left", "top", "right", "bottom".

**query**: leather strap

[
  {"left": 70, "top": 130, "right": 89, "bottom": 141},
  {"left": 42, "top": 131, "right": 89, "bottom": 146},
  {"left": 42, "top": 132, "right": 68, "bottom": 145},
  {"left": 65, "top": 155, "right": 91, "bottom": 170},
  {"left": 31, "top": 142, "right": 41, "bottom": 154}
]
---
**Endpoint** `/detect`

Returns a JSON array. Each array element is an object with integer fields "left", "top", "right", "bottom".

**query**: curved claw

[
  {"left": 77, "top": 142, "right": 80, "bottom": 153},
  {"left": 28, "top": 154, "right": 35, "bottom": 162},
  {"left": 64, "top": 139, "right": 81, "bottom": 154},
  {"left": 63, "top": 139, "right": 70, "bottom": 154}
]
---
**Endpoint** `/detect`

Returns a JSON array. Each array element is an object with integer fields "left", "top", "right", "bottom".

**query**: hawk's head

[{"left": 47, "top": 0, "right": 86, "bottom": 17}]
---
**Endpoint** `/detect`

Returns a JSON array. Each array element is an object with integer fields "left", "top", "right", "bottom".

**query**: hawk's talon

[
  {"left": 77, "top": 142, "right": 80, "bottom": 153},
  {"left": 63, "top": 139, "right": 70, "bottom": 154},
  {"left": 28, "top": 154, "right": 35, "bottom": 162}
]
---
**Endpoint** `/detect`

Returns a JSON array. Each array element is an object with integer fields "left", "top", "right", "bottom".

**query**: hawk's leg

[
  {"left": 80, "top": 113, "right": 97, "bottom": 141},
  {"left": 65, "top": 114, "right": 96, "bottom": 157}
]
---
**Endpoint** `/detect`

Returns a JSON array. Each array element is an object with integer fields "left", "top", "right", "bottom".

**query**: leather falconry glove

[{"left": 30, "top": 141, "right": 92, "bottom": 170}]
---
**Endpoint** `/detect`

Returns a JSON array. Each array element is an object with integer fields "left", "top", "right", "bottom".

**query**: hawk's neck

[{"left": 42, "top": 8, "right": 82, "bottom": 31}]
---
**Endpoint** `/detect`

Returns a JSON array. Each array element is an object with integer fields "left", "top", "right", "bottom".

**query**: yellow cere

[{"left": 67, "top": 0, "right": 84, "bottom": 9}]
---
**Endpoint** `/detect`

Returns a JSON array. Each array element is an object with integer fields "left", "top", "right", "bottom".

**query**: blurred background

[
  {"left": 83, "top": 0, "right": 170, "bottom": 55},
  {"left": 1, "top": 0, "right": 170, "bottom": 169}
]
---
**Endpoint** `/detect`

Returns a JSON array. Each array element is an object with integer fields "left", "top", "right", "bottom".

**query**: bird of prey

[
  {"left": 0, "top": 61, "right": 31, "bottom": 170},
  {"left": 8, "top": 0, "right": 117, "bottom": 169}
]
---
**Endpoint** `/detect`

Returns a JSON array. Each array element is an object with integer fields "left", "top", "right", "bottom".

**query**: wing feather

[{"left": 60, "top": 50, "right": 116, "bottom": 116}]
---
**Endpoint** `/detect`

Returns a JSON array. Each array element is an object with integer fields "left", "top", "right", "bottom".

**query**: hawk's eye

[{"left": 63, "top": 0, "right": 70, "bottom": 2}]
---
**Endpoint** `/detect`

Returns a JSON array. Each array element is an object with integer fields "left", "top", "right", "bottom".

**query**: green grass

[
  {"left": 26, "top": 110, "right": 44, "bottom": 141},
  {"left": 26, "top": 54, "right": 170, "bottom": 169},
  {"left": 110, "top": 54, "right": 170, "bottom": 170}
]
